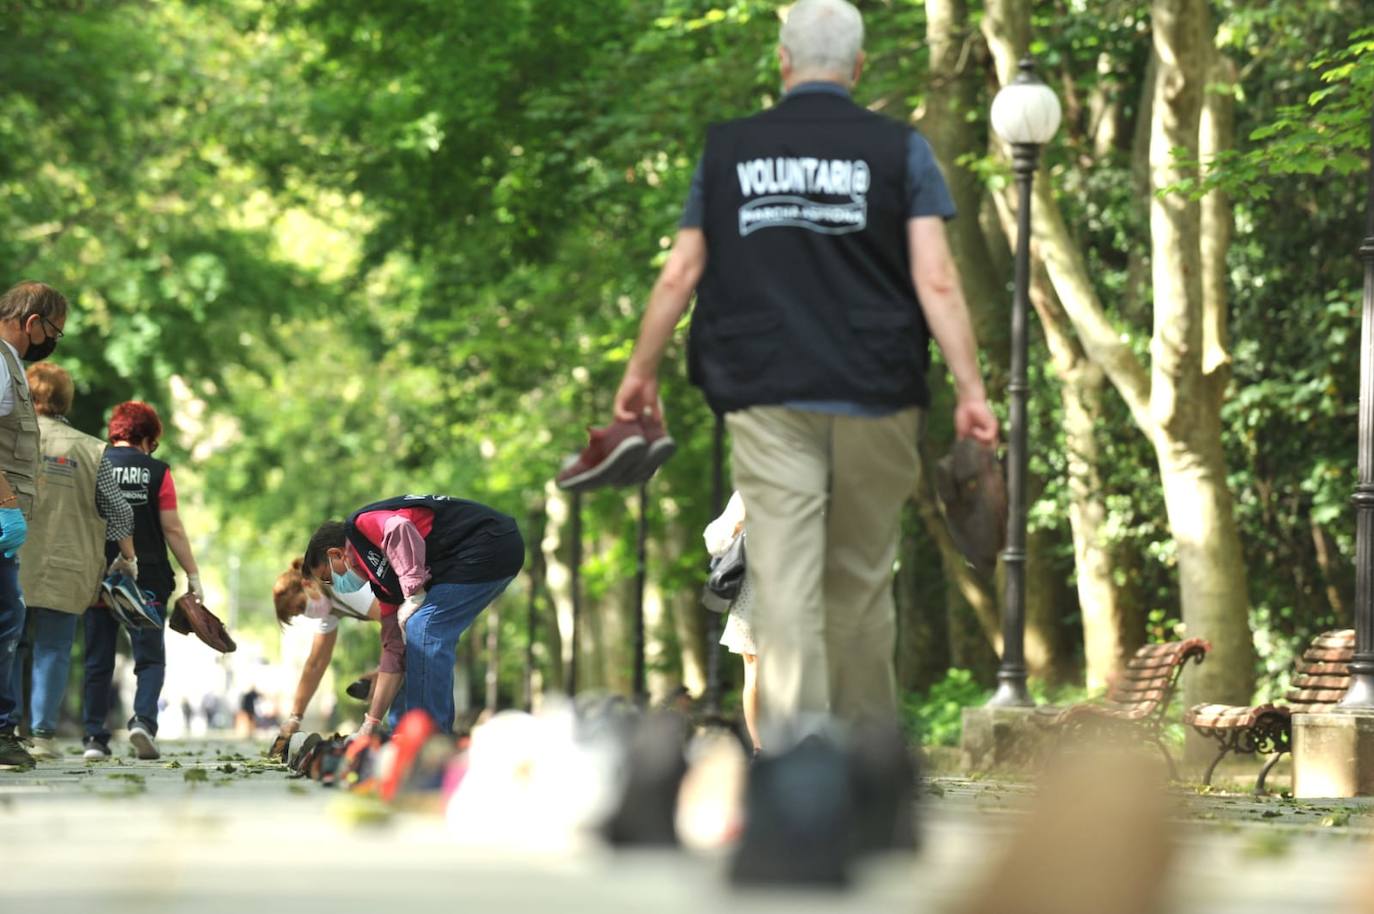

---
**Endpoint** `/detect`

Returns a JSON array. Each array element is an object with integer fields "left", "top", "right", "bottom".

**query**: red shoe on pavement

[
  {"left": 555, "top": 420, "right": 648, "bottom": 493},
  {"left": 379, "top": 709, "right": 439, "bottom": 802}
]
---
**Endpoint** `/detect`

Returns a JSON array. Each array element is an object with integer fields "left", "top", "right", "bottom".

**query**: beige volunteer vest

[
  {"left": 20, "top": 416, "right": 108, "bottom": 613},
  {"left": 0, "top": 343, "right": 39, "bottom": 517}
]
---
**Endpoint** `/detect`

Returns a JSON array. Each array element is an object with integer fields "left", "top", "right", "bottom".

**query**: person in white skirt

[{"left": 705, "top": 491, "right": 760, "bottom": 753}]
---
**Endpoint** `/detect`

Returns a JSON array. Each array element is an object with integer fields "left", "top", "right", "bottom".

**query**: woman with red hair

[{"left": 81, "top": 401, "right": 204, "bottom": 761}]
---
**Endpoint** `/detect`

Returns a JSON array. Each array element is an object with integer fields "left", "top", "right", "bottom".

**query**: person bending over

[
  {"left": 303, "top": 494, "right": 523, "bottom": 735},
  {"left": 271, "top": 558, "right": 378, "bottom": 742}
]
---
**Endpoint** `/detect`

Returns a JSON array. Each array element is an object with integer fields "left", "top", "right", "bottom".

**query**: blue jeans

[
  {"left": 0, "top": 555, "right": 24, "bottom": 732},
  {"left": 20, "top": 607, "right": 79, "bottom": 737},
  {"left": 83, "top": 602, "right": 166, "bottom": 740},
  {"left": 404, "top": 577, "right": 513, "bottom": 733}
]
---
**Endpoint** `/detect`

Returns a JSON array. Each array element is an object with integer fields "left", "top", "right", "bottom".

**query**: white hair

[{"left": 780, "top": 0, "right": 864, "bottom": 79}]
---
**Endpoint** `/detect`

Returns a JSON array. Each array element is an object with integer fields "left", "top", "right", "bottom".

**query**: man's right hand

[{"left": 613, "top": 369, "right": 660, "bottom": 423}]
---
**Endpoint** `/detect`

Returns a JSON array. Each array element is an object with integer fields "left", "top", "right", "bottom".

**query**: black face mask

[{"left": 23, "top": 336, "right": 57, "bottom": 363}]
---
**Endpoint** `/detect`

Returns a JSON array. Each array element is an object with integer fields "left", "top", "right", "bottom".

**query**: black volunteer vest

[
  {"left": 345, "top": 494, "right": 524, "bottom": 605},
  {"left": 688, "top": 91, "right": 931, "bottom": 413},
  {"left": 103, "top": 445, "right": 175, "bottom": 599}
]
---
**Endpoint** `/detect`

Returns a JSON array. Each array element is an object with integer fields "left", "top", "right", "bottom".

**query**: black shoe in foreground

[{"left": 0, "top": 732, "right": 35, "bottom": 770}]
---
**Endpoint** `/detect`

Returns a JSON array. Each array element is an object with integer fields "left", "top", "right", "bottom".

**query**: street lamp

[
  {"left": 1339, "top": 101, "right": 1374, "bottom": 710},
  {"left": 986, "top": 57, "right": 1061, "bottom": 708}
]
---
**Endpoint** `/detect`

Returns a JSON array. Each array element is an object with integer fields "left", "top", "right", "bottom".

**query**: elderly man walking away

[
  {"left": 613, "top": 0, "right": 998, "bottom": 741},
  {"left": 0, "top": 281, "right": 68, "bottom": 769},
  {"left": 16, "top": 363, "right": 136, "bottom": 760}
]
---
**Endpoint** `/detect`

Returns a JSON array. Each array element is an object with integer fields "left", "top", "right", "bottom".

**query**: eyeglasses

[{"left": 39, "top": 315, "right": 63, "bottom": 341}]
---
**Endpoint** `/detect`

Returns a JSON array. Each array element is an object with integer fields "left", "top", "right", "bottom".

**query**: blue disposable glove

[{"left": 0, "top": 507, "right": 26, "bottom": 558}]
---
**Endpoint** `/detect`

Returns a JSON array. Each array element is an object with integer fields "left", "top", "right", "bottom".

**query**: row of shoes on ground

[
  {"left": 0, "top": 724, "right": 159, "bottom": 769},
  {"left": 274, "top": 698, "right": 917, "bottom": 885},
  {"left": 556, "top": 414, "right": 677, "bottom": 493}
]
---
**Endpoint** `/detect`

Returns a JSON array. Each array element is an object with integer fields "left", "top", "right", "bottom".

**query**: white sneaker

[
  {"left": 82, "top": 737, "right": 111, "bottom": 760},
  {"left": 128, "top": 725, "right": 160, "bottom": 760},
  {"left": 27, "top": 736, "right": 60, "bottom": 760}
]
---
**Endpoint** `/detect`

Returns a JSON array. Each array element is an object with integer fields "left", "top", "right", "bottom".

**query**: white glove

[
  {"left": 186, "top": 574, "right": 204, "bottom": 601},
  {"left": 355, "top": 713, "right": 382, "bottom": 739},
  {"left": 397, "top": 590, "right": 426, "bottom": 644},
  {"left": 108, "top": 554, "right": 138, "bottom": 580}
]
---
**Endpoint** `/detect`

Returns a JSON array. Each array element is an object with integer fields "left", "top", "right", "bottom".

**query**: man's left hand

[{"left": 955, "top": 398, "right": 999, "bottom": 447}]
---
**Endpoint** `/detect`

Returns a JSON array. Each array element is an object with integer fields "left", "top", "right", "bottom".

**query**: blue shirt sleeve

[
  {"left": 905, "top": 131, "right": 957, "bottom": 221},
  {"left": 680, "top": 158, "right": 706, "bottom": 229}
]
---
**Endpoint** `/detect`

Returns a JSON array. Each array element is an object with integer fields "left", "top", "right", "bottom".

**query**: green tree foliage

[{"left": 2, "top": 0, "right": 1370, "bottom": 705}]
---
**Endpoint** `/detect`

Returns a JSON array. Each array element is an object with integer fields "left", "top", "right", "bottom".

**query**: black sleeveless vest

[
  {"left": 103, "top": 445, "right": 174, "bottom": 598},
  {"left": 345, "top": 494, "right": 523, "bottom": 604},
  {"left": 688, "top": 91, "right": 931, "bottom": 413}
]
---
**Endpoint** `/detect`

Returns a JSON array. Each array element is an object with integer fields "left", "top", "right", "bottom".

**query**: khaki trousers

[{"left": 727, "top": 405, "right": 921, "bottom": 733}]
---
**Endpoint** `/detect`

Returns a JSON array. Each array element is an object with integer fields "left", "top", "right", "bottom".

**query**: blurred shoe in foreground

[
  {"left": 602, "top": 710, "right": 691, "bottom": 847},
  {"left": 953, "top": 750, "right": 1175, "bottom": 914},
  {"left": 675, "top": 728, "right": 748, "bottom": 851},
  {"left": 730, "top": 718, "right": 921, "bottom": 887}
]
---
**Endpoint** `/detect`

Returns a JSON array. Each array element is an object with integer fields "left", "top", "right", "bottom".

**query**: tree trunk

[
  {"left": 540, "top": 481, "right": 570, "bottom": 691},
  {"left": 1149, "top": 0, "right": 1253, "bottom": 705},
  {"left": 982, "top": 0, "right": 1254, "bottom": 704},
  {"left": 1025, "top": 519, "right": 1075, "bottom": 684},
  {"left": 924, "top": 0, "right": 1008, "bottom": 365},
  {"left": 642, "top": 552, "right": 675, "bottom": 702},
  {"left": 1124, "top": 53, "right": 1157, "bottom": 323}
]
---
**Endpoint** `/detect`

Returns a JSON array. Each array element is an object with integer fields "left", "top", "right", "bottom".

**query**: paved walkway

[{"left": 2, "top": 741, "right": 1373, "bottom": 913}]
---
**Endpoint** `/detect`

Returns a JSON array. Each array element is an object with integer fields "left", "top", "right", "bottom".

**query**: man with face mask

[
  {"left": 303, "top": 495, "right": 524, "bottom": 736},
  {"left": 0, "top": 281, "right": 69, "bottom": 769}
]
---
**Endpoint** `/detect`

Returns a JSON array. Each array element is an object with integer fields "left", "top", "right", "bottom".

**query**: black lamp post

[
  {"left": 986, "top": 57, "right": 1061, "bottom": 708},
  {"left": 1340, "top": 101, "right": 1374, "bottom": 710}
]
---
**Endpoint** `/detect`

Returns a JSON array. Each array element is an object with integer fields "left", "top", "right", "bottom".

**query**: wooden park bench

[
  {"left": 1036, "top": 638, "right": 1210, "bottom": 778},
  {"left": 1185, "top": 628, "right": 1353, "bottom": 794}
]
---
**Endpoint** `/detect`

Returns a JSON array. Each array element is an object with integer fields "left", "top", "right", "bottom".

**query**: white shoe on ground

[
  {"left": 82, "top": 737, "right": 111, "bottom": 760},
  {"left": 27, "top": 736, "right": 60, "bottom": 760},
  {"left": 128, "top": 726, "right": 160, "bottom": 760}
]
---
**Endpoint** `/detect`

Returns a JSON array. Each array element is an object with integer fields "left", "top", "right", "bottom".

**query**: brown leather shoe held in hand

[
  {"left": 935, "top": 438, "right": 1007, "bottom": 576},
  {"left": 169, "top": 592, "right": 237, "bottom": 654}
]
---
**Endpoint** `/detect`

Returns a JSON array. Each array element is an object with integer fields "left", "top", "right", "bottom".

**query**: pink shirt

[
  {"left": 348, "top": 506, "right": 435, "bottom": 674},
  {"left": 347, "top": 506, "right": 434, "bottom": 614}
]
